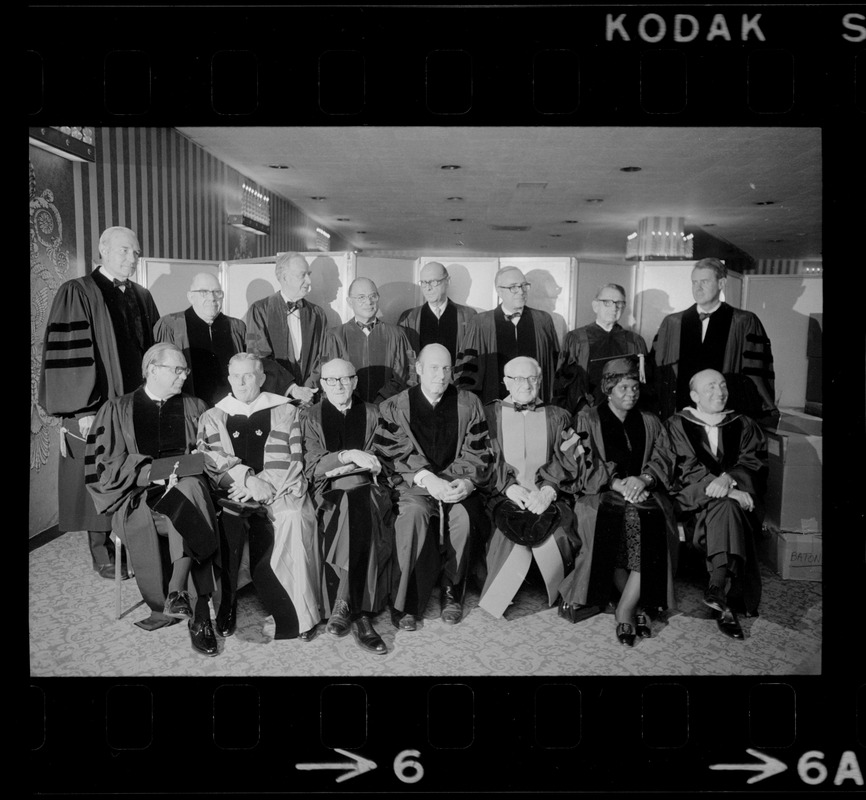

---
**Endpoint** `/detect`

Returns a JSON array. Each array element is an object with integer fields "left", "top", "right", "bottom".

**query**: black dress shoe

[
  {"left": 390, "top": 608, "right": 417, "bottom": 631},
  {"left": 189, "top": 618, "right": 219, "bottom": 656},
  {"left": 326, "top": 600, "right": 352, "bottom": 637},
  {"left": 298, "top": 626, "right": 319, "bottom": 642},
  {"left": 440, "top": 584, "right": 463, "bottom": 625},
  {"left": 703, "top": 585, "right": 728, "bottom": 614},
  {"left": 164, "top": 590, "right": 193, "bottom": 619},
  {"left": 717, "top": 609, "right": 744, "bottom": 640},
  {"left": 616, "top": 622, "right": 636, "bottom": 647},
  {"left": 635, "top": 612, "right": 652, "bottom": 639},
  {"left": 355, "top": 616, "right": 387, "bottom": 654},
  {"left": 215, "top": 600, "right": 237, "bottom": 638}
]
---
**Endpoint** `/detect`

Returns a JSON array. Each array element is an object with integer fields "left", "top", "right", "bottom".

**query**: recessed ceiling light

[
  {"left": 549, "top": 234, "right": 562, "bottom": 238},
  {"left": 268, "top": 164, "right": 291, "bottom": 169},
  {"left": 355, "top": 230, "right": 367, "bottom": 234},
  {"left": 585, "top": 198, "right": 604, "bottom": 203},
  {"left": 754, "top": 200, "right": 776, "bottom": 206},
  {"left": 563, "top": 219, "right": 579, "bottom": 224},
  {"left": 310, "top": 196, "right": 327, "bottom": 201},
  {"left": 620, "top": 166, "right": 642, "bottom": 172},
  {"left": 447, "top": 196, "right": 464, "bottom": 201},
  {"left": 440, "top": 164, "right": 462, "bottom": 170},
  {"left": 449, "top": 218, "right": 463, "bottom": 222},
  {"left": 703, "top": 223, "right": 716, "bottom": 227},
  {"left": 768, "top": 239, "right": 784, "bottom": 243},
  {"left": 336, "top": 217, "right": 350, "bottom": 222}
]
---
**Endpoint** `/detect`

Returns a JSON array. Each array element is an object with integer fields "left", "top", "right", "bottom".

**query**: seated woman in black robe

[{"left": 557, "top": 357, "right": 679, "bottom": 646}]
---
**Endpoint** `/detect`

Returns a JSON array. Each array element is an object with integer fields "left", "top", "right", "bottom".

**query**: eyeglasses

[
  {"left": 322, "top": 376, "right": 357, "bottom": 386},
  {"left": 419, "top": 277, "right": 448, "bottom": 289},
  {"left": 497, "top": 282, "right": 531, "bottom": 294},
  {"left": 154, "top": 364, "right": 191, "bottom": 376},
  {"left": 190, "top": 289, "right": 224, "bottom": 298},
  {"left": 349, "top": 293, "right": 379, "bottom": 302},
  {"left": 504, "top": 374, "right": 540, "bottom": 384},
  {"left": 597, "top": 299, "right": 626, "bottom": 309}
]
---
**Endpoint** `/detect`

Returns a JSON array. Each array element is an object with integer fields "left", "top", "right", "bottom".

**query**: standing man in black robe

[
  {"left": 455, "top": 266, "right": 559, "bottom": 404},
  {"left": 154, "top": 272, "right": 246, "bottom": 406},
  {"left": 39, "top": 226, "right": 159, "bottom": 579},
  {"left": 244, "top": 252, "right": 328, "bottom": 404},
  {"left": 553, "top": 283, "right": 649, "bottom": 416},
  {"left": 398, "top": 261, "right": 477, "bottom": 364},
  {"left": 652, "top": 257, "right": 777, "bottom": 424}
]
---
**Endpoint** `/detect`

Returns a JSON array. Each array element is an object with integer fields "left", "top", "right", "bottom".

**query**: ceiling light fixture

[
  {"left": 310, "top": 196, "right": 327, "bottom": 201},
  {"left": 268, "top": 164, "right": 291, "bottom": 169},
  {"left": 447, "top": 196, "right": 464, "bottom": 201},
  {"left": 440, "top": 164, "right": 462, "bottom": 170},
  {"left": 355, "top": 230, "right": 367, "bottom": 234},
  {"left": 585, "top": 198, "right": 604, "bottom": 203},
  {"left": 336, "top": 217, "right": 350, "bottom": 222},
  {"left": 754, "top": 200, "right": 776, "bottom": 206},
  {"left": 449, "top": 218, "right": 463, "bottom": 222},
  {"left": 549, "top": 234, "right": 562, "bottom": 238},
  {"left": 620, "top": 166, "right": 642, "bottom": 172},
  {"left": 563, "top": 220, "right": 579, "bottom": 224}
]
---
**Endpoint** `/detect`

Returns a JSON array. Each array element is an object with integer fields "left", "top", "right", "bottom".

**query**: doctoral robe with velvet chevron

[{"left": 197, "top": 392, "right": 321, "bottom": 639}]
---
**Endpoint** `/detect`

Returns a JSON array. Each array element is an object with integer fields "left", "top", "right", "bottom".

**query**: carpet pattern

[{"left": 30, "top": 532, "right": 821, "bottom": 677}]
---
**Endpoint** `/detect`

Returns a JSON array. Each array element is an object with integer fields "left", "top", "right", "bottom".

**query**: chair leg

[{"left": 114, "top": 534, "right": 122, "bottom": 620}]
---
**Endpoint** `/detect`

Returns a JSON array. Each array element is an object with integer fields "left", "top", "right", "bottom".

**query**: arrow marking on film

[
  {"left": 710, "top": 748, "right": 788, "bottom": 784},
  {"left": 296, "top": 748, "right": 378, "bottom": 783}
]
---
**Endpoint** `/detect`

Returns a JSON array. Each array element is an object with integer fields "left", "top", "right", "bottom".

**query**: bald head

[
  {"left": 503, "top": 356, "right": 541, "bottom": 403},
  {"left": 416, "top": 343, "right": 452, "bottom": 399},
  {"left": 187, "top": 272, "right": 223, "bottom": 322},
  {"left": 320, "top": 358, "right": 357, "bottom": 379},
  {"left": 419, "top": 261, "right": 450, "bottom": 305},
  {"left": 689, "top": 369, "right": 729, "bottom": 415},
  {"left": 347, "top": 277, "right": 380, "bottom": 322}
]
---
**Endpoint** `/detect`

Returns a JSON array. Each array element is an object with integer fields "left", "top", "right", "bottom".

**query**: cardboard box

[
  {"left": 764, "top": 429, "right": 822, "bottom": 533},
  {"left": 776, "top": 407, "right": 823, "bottom": 437},
  {"left": 760, "top": 528, "right": 822, "bottom": 581}
]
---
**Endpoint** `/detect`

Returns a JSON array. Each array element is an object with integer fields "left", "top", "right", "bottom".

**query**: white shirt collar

[
  {"left": 144, "top": 385, "right": 173, "bottom": 402},
  {"left": 216, "top": 391, "right": 289, "bottom": 417},
  {"left": 697, "top": 301, "right": 722, "bottom": 316},
  {"left": 688, "top": 406, "right": 730, "bottom": 426},
  {"left": 421, "top": 388, "right": 446, "bottom": 407},
  {"left": 428, "top": 297, "right": 449, "bottom": 313}
]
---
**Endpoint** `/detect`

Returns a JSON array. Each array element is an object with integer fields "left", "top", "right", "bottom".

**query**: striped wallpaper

[
  {"left": 69, "top": 127, "right": 348, "bottom": 272},
  {"left": 755, "top": 258, "right": 823, "bottom": 275}
]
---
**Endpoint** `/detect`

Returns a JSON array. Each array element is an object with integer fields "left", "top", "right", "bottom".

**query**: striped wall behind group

[
  {"left": 70, "top": 127, "right": 347, "bottom": 271},
  {"left": 754, "top": 258, "right": 823, "bottom": 275}
]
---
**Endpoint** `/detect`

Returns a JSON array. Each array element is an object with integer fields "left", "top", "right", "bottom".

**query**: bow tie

[
  {"left": 698, "top": 311, "right": 712, "bottom": 321},
  {"left": 506, "top": 401, "right": 540, "bottom": 412},
  {"left": 154, "top": 398, "right": 165, "bottom": 409},
  {"left": 357, "top": 319, "right": 377, "bottom": 332},
  {"left": 113, "top": 279, "right": 130, "bottom": 291},
  {"left": 286, "top": 300, "right": 303, "bottom": 314},
  {"left": 505, "top": 311, "right": 522, "bottom": 322}
]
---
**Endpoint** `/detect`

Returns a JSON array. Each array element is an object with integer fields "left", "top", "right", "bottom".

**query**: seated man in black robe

[
  {"left": 665, "top": 369, "right": 768, "bottom": 640},
  {"left": 301, "top": 358, "right": 394, "bottom": 655},
  {"left": 376, "top": 344, "right": 495, "bottom": 630},
  {"left": 86, "top": 343, "right": 221, "bottom": 656}
]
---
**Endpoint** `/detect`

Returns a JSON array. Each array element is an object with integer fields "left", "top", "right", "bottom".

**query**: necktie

[
  {"left": 114, "top": 279, "right": 130, "bottom": 292},
  {"left": 155, "top": 398, "right": 164, "bottom": 409},
  {"left": 698, "top": 311, "right": 711, "bottom": 321},
  {"left": 513, "top": 402, "right": 536, "bottom": 412},
  {"left": 286, "top": 300, "right": 302, "bottom": 314},
  {"left": 431, "top": 304, "right": 444, "bottom": 319},
  {"left": 357, "top": 319, "right": 377, "bottom": 332},
  {"left": 505, "top": 311, "right": 521, "bottom": 322}
]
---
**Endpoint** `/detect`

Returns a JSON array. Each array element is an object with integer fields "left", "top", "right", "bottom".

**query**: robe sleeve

[
  {"left": 536, "top": 406, "right": 582, "bottom": 496},
  {"left": 445, "top": 393, "right": 496, "bottom": 486},
  {"left": 373, "top": 398, "right": 432, "bottom": 488},
  {"left": 85, "top": 399, "right": 151, "bottom": 515},
  {"left": 664, "top": 416, "right": 716, "bottom": 510},
  {"left": 640, "top": 413, "right": 676, "bottom": 492},
  {"left": 551, "top": 329, "right": 592, "bottom": 414},
  {"left": 258, "top": 404, "right": 308, "bottom": 499},
  {"left": 453, "top": 317, "right": 483, "bottom": 394},
  {"left": 196, "top": 408, "right": 246, "bottom": 487},
  {"left": 299, "top": 407, "right": 343, "bottom": 485},
  {"left": 375, "top": 326, "right": 414, "bottom": 402},
  {"left": 244, "top": 300, "right": 296, "bottom": 395},
  {"left": 152, "top": 314, "right": 177, "bottom": 344},
  {"left": 571, "top": 411, "right": 617, "bottom": 496},
  {"left": 39, "top": 280, "right": 101, "bottom": 416},
  {"left": 734, "top": 311, "right": 777, "bottom": 417},
  {"left": 723, "top": 415, "right": 767, "bottom": 495}
]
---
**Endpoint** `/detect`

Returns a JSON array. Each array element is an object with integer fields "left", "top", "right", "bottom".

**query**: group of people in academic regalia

[{"left": 40, "top": 230, "right": 777, "bottom": 656}]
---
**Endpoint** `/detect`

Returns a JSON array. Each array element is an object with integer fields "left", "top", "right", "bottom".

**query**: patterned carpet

[{"left": 29, "top": 532, "right": 822, "bottom": 677}]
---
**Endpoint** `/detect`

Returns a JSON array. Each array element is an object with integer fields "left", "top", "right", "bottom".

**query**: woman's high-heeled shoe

[
  {"left": 635, "top": 611, "right": 652, "bottom": 639},
  {"left": 616, "top": 622, "right": 636, "bottom": 647}
]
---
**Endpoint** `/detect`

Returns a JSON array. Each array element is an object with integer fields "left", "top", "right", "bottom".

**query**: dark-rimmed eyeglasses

[
  {"left": 190, "top": 289, "right": 224, "bottom": 298},
  {"left": 322, "top": 376, "right": 357, "bottom": 386},
  {"left": 497, "top": 282, "right": 531, "bottom": 294},
  {"left": 154, "top": 364, "right": 191, "bottom": 376},
  {"left": 419, "top": 277, "right": 448, "bottom": 289},
  {"left": 504, "top": 374, "right": 540, "bottom": 384},
  {"left": 349, "top": 293, "right": 379, "bottom": 302},
  {"left": 597, "top": 299, "right": 626, "bottom": 309}
]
